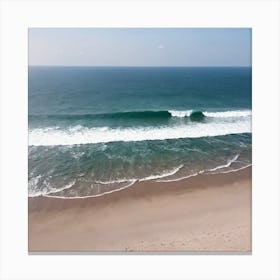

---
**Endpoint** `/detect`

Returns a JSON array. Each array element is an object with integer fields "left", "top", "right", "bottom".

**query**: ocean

[{"left": 28, "top": 66, "right": 252, "bottom": 198}]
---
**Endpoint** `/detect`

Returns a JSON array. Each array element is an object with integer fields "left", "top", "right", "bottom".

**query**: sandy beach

[{"left": 28, "top": 167, "right": 251, "bottom": 253}]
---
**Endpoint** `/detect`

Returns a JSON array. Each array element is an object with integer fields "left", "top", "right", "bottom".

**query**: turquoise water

[{"left": 28, "top": 67, "right": 252, "bottom": 198}]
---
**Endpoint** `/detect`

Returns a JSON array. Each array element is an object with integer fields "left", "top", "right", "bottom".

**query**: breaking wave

[{"left": 29, "top": 117, "right": 251, "bottom": 146}]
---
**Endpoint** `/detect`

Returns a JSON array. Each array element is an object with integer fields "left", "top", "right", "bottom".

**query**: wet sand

[{"left": 29, "top": 167, "right": 251, "bottom": 252}]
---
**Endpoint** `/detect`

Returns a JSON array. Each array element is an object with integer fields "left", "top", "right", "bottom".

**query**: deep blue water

[{"left": 28, "top": 67, "right": 252, "bottom": 198}]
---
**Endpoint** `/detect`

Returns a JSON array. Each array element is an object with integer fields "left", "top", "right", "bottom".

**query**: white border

[{"left": 0, "top": 0, "right": 280, "bottom": 279}]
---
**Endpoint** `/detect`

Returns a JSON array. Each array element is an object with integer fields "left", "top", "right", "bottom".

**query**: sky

[{"left": 29, "top": 28, "right": 251, "bottom": 67}]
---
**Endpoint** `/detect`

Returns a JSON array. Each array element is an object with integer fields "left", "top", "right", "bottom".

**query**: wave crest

[{"left": 29, "top": 109, "right": 251, "bottom": 121}]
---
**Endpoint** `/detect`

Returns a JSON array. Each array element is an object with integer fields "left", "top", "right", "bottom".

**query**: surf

[{"left": 29, "top": 117, "right": 251, "bottom": 146}]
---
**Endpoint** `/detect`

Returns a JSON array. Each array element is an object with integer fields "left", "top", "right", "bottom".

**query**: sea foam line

[
  {"left": 156, "top": 171, "right": 202, "bottom": 183},
  {"left": 28, "top": 179, "right": 77, "bottom": 197},
  {"left": 79, "top": 165, "right": 184, "bottom": 185},
  {"left": 29, "top": 119, "right": 251, "bottom": 146},
  {"left": 39, "top": 164, "right": 252, "bottom": 200},
  {"left": 204, "top": 110, "right": 251, "bottom": 118},
  {"left": 34, "top": 165, "right": 184, "bottom": 198},
  {"left": 168, "top": 109, "right": 251, "bottom": 118},
  {"left": 44, "top": 179, "right": 138, "bottom": 200},
  {"left": 29, "top": 155, "right": 249, "bottom": 198},
  {"left": 206, "top": 154, "right": 239, "bottom": 172},
  {"left": 156, "top": 154, "right": 240, "bottom": 183},
  {"left": 28, "top": 179, "right": 76, "bottom": 197},
  {"left": 139, "top": 164, "right": 184, "bottom": 181},
  {"left": 206, "top": 163, "right": 252, "bottom": 175}
]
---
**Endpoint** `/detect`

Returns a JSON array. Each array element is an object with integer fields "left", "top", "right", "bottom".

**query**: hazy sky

[{"left": 29, "top": 28, "right": 251, "bottom": 67}]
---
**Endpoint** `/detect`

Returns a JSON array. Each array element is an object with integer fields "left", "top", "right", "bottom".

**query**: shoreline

[
  {"left": 30, "top": 163, "right": 252, "bottom": 200},
  {"left": 29, "top": 167, "right": 252, "bottom": 252}
]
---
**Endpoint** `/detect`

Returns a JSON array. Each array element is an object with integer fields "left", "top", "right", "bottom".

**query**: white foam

[
  {"left": 156, "top": 171, "right": 201, "bottom": 183},
  {"left": 139, "top": 164, "right": 184, "bottom": 181},
  {"left": 28, "top": 175, "right": 43, "bottom": 197},
  {"left": 207, "top": 163, "right": 252, "bottom": 174},
  {"left": 169, "top": 110, "right": 192, "bottom": 118},
  {"left": 31, "top": 165, "right": 184, "bottom": 198},
  {"left": 29, "top": 117, "right": 251, "bottom": 146},
  {"left": 28, "top": 179, "right": 76, "bottom": 197},
  {"left": 44, "top": 179, "right": 137, "bottom": 199},
  {"left": 204, "top": 110, "right": 251, "bottom": 118},
  {"left": 36, "top": 164, "right": 252, "bottom": 199},
  {"left": 95, "top": 164, "right": 184, "bottom": 184},
  {"left": 157, "top": 154, "right": 242, "bottom": 183},
  {"left": 168, "top": 109, "right": 251, "bottom": 118},
  {"left": 206, "top": 154, "right": 239, "bottom": 172},
  {"left": 95, "top": 178, "right": 135, "bottom": 185}
]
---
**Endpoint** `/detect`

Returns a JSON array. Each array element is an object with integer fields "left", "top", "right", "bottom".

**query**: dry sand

[{"left": 28, "top": 167, "right": 251, "bottom": 253}]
